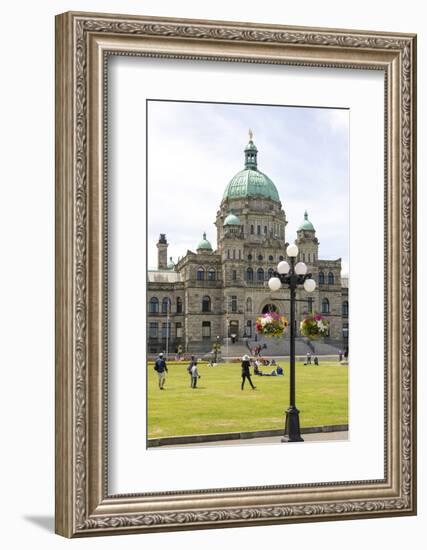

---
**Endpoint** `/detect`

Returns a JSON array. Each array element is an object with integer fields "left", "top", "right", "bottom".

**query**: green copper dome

[
  {"left": 223, "top": 213, "right": 241, "bottom": 226},
  {"left": 298, "top": 211, "right": 315, "bottom": 231},
  {"left": 196, "top": 232, "right": 213, "bottom": 251},
  {"left": 222, "top": 131, "right": 280, "bottom": 203}
]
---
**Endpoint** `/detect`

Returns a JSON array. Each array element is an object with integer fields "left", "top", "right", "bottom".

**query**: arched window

[
  {"left": 246, "top": 297, "right": 252, "bottom": 313},
  {"left": 279, "top": 255, "right": 284, "bottom": 261},
  {"left": 269, "top": 255, "right": 274, "bottom": 261},
  {"left": 207, "top": 268, "right": 216, "bottom": 281},
  {"left": 162, "top": 297, "right": 171, "bottom": 314},
  {"left": 176, "top": 297, "right": 183, "bottom": 314},
  {"left": 202, "top": 295, "right": 211, "bottom": 313},
  {"left": 257, "top": 268, "right": 264, "bottom": 281},
  {"left": 197, "top": 267, "right": 205, "bottom": 281},
  {"left": 268, "top": 268, "right": 274, "bottom": 279},
  {"left": 342, "top": 301, "right": 349, "bottom": 316},
  {"left": 149, "top": 297, "right": 159, "bottom": 314},
  {"left": 328, "top": 272, "right": 335, "bottom": 285},
  {"left": 247, "top": 254, "right": 252, "bottom": 261},
  {"left": 258, "top": 254, "right": 263, "bottom": 261},
  {"left": 319, "top": 271, "right": 325, "bottom": 285},
  {"left": 246, "top": 267, "right": 254, "bottom": 281},
  {"left": 322, "top": 298, "right": 330, "bottom": 314}
]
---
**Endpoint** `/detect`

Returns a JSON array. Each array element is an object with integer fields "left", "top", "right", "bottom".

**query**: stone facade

[{"left": 147, "top": 136, "right": 349, "bottom": 354}]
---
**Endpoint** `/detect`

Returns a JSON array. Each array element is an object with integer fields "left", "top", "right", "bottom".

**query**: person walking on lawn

[
  {"left": 190, "top": 360, "right": 201, "bottom": 389},
  {"left": 241, "top": 354, "right": 256, "bottom": 390},
  {"left": 187, "top": 355, "right": 196, "bottom": 387},
  {"left": 154, "top": 352, "right": 168, "bottom": 390}
]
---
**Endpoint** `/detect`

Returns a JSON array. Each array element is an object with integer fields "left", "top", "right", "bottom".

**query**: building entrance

[
  {"left": 228, "top": 320, "right": 239, "bottom": 342},
  {"left": 261, "top": 304, "right": 279, "bottom": 314}
]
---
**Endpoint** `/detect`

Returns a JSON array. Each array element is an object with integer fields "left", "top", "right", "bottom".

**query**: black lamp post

[{"left": 268, "top": 243, "right": 316, "bottom": 442}]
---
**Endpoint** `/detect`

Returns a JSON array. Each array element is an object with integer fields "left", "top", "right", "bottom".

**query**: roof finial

[
  {"left": 203, "top": 231, "right": 206, "bottom": 240},
  {"left": 304, "top": 210, "right": 308, "bottom": 220},
  {"left": 248, "top": 128, "right": 253, "bottom": 141}
]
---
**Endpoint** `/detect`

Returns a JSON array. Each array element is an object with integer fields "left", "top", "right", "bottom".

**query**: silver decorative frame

[{"left": 55, "top": 11, "right": 417, "bottom": 537}]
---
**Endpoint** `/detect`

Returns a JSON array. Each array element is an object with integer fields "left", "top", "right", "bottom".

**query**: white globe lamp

[
  {"left": 287, "top": 244, "right": 299, "bottom": 258},
  {"left": 295, "top": 262, "right": 307, "bottom": 275},
  {"left": 277, "top": 260, "right": 290, "bottom": 274},
  {"left": 303, "top": 278, "right": 316, "bottom": 293},
  {"left": 268, "top": 277, "right": 282, "bottom": 292}
]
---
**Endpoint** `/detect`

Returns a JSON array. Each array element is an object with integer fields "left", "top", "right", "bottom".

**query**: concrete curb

[{"left": 147, "top": 424, "right": 348, "bottom": 447}]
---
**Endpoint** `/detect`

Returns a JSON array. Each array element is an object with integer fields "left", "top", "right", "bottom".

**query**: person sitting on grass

[
  {"left": 276, "top": 365, "right": 284, "bottom": 375},
  {"left": 253, "top": 360, "right": 263, "bottom": 376},
  {"left": 190, "top": 361, "right": 201, "bottom": 389}
]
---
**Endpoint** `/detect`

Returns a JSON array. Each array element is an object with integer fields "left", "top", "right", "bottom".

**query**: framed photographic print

[{"left": 55, "top": 12, "right": 417, "bottom": 537}]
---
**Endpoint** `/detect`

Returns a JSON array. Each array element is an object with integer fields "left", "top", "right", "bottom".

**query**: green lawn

[{"left": 147, "top": 361, "right": 348, "bottom": 439}]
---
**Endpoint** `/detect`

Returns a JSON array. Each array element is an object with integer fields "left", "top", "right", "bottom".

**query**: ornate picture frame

[{"left": 55, "top": 11, "right": 417, "bottom": 537}]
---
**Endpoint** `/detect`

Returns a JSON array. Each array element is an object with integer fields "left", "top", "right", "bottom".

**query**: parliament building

[{"left": 147, "top": 133, "right": 349, "bottom": 354}]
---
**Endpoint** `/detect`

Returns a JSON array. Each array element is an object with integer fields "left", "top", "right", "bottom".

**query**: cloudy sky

[{"left": 147, "top": 100, "right": 349, "bottom": 275}]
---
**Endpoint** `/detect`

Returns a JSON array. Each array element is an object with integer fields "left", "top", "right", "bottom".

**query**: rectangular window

[
  {"left": 264, "top": 225, "right": 267, "bottom": 234},
  {"left": 246, "top": 320, "right": 252, "bottom": 337},
  {"left": 149, "top": 322, "right": 158, "bottom": 338},
  {"left": 257, "top": 225, "right": 261, "bottom": 235},
  {"left": 232, "top": 270, "right": 237, "bottom": 281},
  {"left": 176, "top": 322, "right": 183, "bottom": 338},
  {"left": 202, "top": 321, "right": 211, "bottom": 338},
  {"left": 207, "top": 270, "right": 216, "bottom": 281},
  {"left": 230, "top": 295, "right": 237, "bottom": 313},
  {"left": 161, "top": 322, "right": 171, "bottom": 339},
  {"left": 250, "top": 225, "right": 254, "bottom": 235}
]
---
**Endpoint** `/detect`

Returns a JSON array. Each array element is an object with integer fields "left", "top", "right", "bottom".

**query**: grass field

[{"left": 147, "top": 361, "right": 348, "bottom": 439}]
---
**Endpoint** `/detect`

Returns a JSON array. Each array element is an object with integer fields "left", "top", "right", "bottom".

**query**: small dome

[
  {"left": 223, "top": 213, "right": 241, "bottom": 226},
  {"left": 167, "top": 256, "right": 175, "bottom": 269},
  {"left": 298, "top": 211, "right": 315, "bottom": 232},
  {"left": 197, "top": 232, "right": 213, "bottom": 251}
]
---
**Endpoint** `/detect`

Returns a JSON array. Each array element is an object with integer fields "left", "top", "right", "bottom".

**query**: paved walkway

[{"left": 152, "top": 431, "right": 348, "bottom": 449}]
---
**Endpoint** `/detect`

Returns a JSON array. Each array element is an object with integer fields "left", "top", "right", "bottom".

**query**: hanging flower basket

[
  {"left": 255, "top": 312, "right": 289, "bottom": 338},
  {"left": 300, "top": 313, "right": 329, "bottom": 340}
]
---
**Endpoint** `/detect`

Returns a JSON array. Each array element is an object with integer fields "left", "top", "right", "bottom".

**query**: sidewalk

[{"left": 151, "top": 430, "right": 348, "bottom": 449}]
